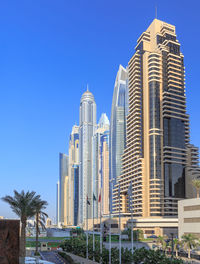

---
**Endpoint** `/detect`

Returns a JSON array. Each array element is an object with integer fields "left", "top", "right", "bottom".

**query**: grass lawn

[
  {"left": 26, "top": 241, "right": 62, "bottom": 248},
  {"left": 26, "top": 237, "right": 66, "bottom": 240}
]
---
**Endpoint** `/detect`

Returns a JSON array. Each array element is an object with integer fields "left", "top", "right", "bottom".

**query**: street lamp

[{"left": 171, "top": 233, "right": 174, "bottom": 260}]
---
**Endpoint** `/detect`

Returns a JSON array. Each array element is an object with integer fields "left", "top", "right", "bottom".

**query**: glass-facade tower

[
  {"left": 109, "top": 65, "right": 128, "bottom": 212},
  {"left": 59, "top": 153, "right": 69, "bottom": 224},
  {"left": 79, "top": 89, "right": 96, "bottom": 225},
  {"left": 92, "top": 113, "right": 110, "bottom": 218},
  {"left": 68, "top": 125, "right": 79, "bottom": 226}
]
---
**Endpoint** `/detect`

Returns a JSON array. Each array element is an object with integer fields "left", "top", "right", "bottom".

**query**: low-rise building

[
  {"left": 178, "top": 198, "right": 200, "bottom": 239},
  {"left": 46, "top": 228, "right": 71, "bottom": 238},
  {"left": 84, "top": 215, "right": 178, "bottom": 237}
]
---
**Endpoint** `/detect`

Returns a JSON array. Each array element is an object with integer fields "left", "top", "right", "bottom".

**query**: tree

[
  {"left": 181, "top": 233, "right": 197, "bottom": 259},
  {"left": 157, "top": 236, "right": 167, "bottom": 253},
  {"left": 34, "top": 199, "right": 48, "bottom": 255},
  {"left": 1, "top": 190, "right": 40, "bottom": 262},
  {"left": 192, "top": 179, "right": 200, "bottom": 198},
  {"left": 169, "top": 238, "right": 181, "bottom": 257}
]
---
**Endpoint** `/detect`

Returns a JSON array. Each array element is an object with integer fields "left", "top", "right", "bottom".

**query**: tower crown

[{"left": 81, "top": 89, "right": 95, "bottom": 102}]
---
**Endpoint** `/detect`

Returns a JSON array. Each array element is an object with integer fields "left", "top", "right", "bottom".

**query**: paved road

[{"left": 40, "top": 251, "right": 66, "bottom": 264}]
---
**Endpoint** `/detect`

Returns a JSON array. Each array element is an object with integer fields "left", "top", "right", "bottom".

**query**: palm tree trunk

[
  {"left": 176, "top": 249, "right": 178, "bottom": 257},
  {"left": 36, "top": 213, "right": 39, "bottom": 254},
  {"left": 20, "top": 219, "right": 26, "bottom": 264},
  {"left": 188, "top": 248, "right": 191, "bottom": 259},
  {"left": 197, "top": 189, "right": 199, "bottom": 198}
]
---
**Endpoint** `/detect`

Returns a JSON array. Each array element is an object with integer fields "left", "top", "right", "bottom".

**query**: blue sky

[{"left": 0, "top": 0, "right": 200, "bottom": 221}]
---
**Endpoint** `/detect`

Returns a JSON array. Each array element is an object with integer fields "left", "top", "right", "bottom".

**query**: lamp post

[
  {"left": 171, "top": 233, "right": 174, "bottom": 260},
  {"left": 109, "top": 178, "right": 113, "bottom": 264}
]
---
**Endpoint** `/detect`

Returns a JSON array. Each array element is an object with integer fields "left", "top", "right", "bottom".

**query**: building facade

[
  {"left": 185, "top": 144, "right": 200, "bottom": 198},
  {"left": 79, "top": 89, "right": 96, "bottom": 225},
  {"left": 59, "top": 153, "right": 69, "bottom": 225},
  {"left": 56, "top": 181, "right": 60, "bottom": 225},
  {"left": 109, "top": 65, "right": 128, "bottom": 212},
  {"left": 113, "top": 19, "right": 199, "bottom": 225},
  {"left": 178, "top": 198, "right": 200, "bottom": 239},
  {"left": 68, "top": 125, "right": 79, "bottom": 226},
  {"left": 92, "top": 113, "right": 110, "bottom": 218}
]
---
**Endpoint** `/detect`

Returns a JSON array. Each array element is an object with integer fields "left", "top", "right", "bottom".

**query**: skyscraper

[
  {"left": 59, "top": 153, "right": 69, "bottom": 225},
  {"left": 56, "top": 180, "right": 60, "bottom": 225},
  {"left": 79, "top": 88, "right": 96, "bottom": 225},
  {"left": 99, "top": 114, "right": 110, "bottom": 215},
  {"left": 113, "top": 19, "right": 200, "bottom": 228},
  {"left": 109, "top": 65, "right": 128, "bottom": 211},
  {"left": 68, "top": 125, "right": 79, "bottom": 226},
  {"left": 186, "top": 144, "right": 200, "bottom": 198},
  {"left": 92, "top": 113, "right": 110, "bottom": 217}
]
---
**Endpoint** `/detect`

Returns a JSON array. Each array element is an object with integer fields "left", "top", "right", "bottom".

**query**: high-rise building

[
  {"left": 68, "top": 125, "right": 79, "bottom": 226},
  {"left": 56, "top": 181, "right": 60, "bottom": 225},
  {"left": 59, "top": 153, "right": 69, "bottom": 225},
  {"left": 109, "top": 65, "right": 128, "bottom": 211},
  {"left": 73, "top": 164, "right": 79, "bottom": 226},
  {"left": 186, "top": 144, "right": 200, "bottom": 198},
  {"left": 79, "top": 88, "right": 96, "bottom": 225},
  {"left": 113, "top": 19, "right": 200, "bottom": 225},
  {"left": 92, "top": 113, "right": 110, "bottom": 218},
  {"left": 100, "top": 115, "right": 110, "bottom": 216}
]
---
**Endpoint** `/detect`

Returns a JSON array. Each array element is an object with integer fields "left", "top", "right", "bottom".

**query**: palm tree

[
  {"left": 169, "top": 238, "right": 180, "bottom": 257},
  {"left": 192, "top": 179, "right": 200, "bottom": 198},
  {"left": 1, "top": 190, "right": 40, "bottom": 261},
  {"left": 182, "top": 233, "right": 197, "bottom": 258},
  {"left": 156, "top": 236, "right": 167, "bottom": 252},
  {"left": 34, "top": 199, "right": 48, "bottom": 255}
]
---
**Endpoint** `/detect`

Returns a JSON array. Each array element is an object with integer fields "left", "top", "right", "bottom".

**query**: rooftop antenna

[
  {"left": 155, "top": 5, "right": 157, "bottom": 19},
  {"left": 87, "top": 83, "right": 89, "bottom": 91}
]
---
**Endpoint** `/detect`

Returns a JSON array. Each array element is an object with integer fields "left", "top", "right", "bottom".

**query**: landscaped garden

[{"left": 59, "top": 235, "right": 184, "bottom": 264}]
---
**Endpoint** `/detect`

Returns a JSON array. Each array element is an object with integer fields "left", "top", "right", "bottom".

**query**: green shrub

[
  {"left": 34, "top": 252, "right": 40, "bottom": 256},
  {"left": 60, "top": 237, "right": 184, "bottom": 264},
  {"left": 58, "top": 252, "right": 75, "bottom": 264}
]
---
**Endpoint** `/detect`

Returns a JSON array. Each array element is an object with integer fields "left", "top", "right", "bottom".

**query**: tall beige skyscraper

[{"left": 112, "top": 19, "right": 199, "bottom": 234}]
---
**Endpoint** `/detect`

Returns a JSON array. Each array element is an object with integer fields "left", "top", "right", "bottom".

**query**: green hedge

[
  {"left": 58, "top": 252, "right": 75, "bottom": 264},
  {"left": 60, "top": 237, "right": 184, "bottom": 264}
]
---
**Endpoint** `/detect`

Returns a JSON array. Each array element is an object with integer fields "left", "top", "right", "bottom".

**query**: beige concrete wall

[
  {"left": 82, "top": 216, "right": 178, "bottom": 237},
  {"left": 178, "top": 198, "right": 200, "bottom": 239}
]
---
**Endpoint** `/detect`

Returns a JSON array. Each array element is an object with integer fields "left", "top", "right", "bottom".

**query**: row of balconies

[
  {"left": 162, "top": 112, "right": 189, "bottom": 121},
  {"left": 162, "top": 92, "right": 186, "bottom": 102},
  {"left": 129, "top": 92, "right": 141, "bottom": 103},
  {"left": 120, "top": 168, "right": 143, "bottom": 182},
  {"left": 129, "top": 68, "right": 140, "bottom": 82},
  {"left": 167, "top": 71, "right": 183, "bottom": 80},
  {"left": 167, "top": 53, "right": 182, "bottom": 62},
  {"left": 162, "top": 99, "right": 186, "bottom": 109},
  {"left": 162, "top": 106, "right": 186, "bottom": 116},
  {"left": 128, "top": 53, "right": 140, "bottom": 68}
]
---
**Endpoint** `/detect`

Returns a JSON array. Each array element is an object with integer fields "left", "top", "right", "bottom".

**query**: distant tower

[
  {"left": 59, "top": 153, "right": 69, "bottom": 225},
  {"left": 99, "top": 114, "right": 110, "bottom": 215},
  {"left": 79, "top": 88, "right": 96, "bottom": 225},
  {"left": 92, "top": 113, "right": 110, "bottom": 218},
  {"left": 109, "top": 65, "right": 128, "bottom": 212},
  {"left": 56, "top": 181, "right": 60, "bottom": 226},
  {"left": 68, "top": 125, "right": 79, "bottom": 226}
]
